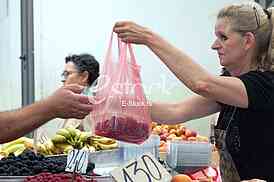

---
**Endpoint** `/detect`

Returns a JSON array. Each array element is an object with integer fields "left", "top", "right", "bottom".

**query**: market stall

[{"left": 0, "top": 123, "right": 220, "bottom": 182}]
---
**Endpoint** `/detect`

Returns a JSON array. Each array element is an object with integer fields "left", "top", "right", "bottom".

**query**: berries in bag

[{"left": 90, "top": 33, "right": 151, "bottom": 144}]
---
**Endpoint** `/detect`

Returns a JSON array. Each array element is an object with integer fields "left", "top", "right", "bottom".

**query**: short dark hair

[{"left": 65, "top": 54, "right": 99, "bottom": 86}]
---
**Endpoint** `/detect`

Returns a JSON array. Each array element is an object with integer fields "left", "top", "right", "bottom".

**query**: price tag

[
  {"left": 110, "top": 153, "right": 172, "bottom": 182},
  {"left": 65, "top": 149, "right": 89, "bottom": 174}
]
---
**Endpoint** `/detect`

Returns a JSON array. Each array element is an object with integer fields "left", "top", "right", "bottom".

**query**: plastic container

[
  {"left": 118, "top": 134, "right": 160, "bottom": 162},
  {"left": 88, "top": 134, "right": 160, "bottom": 167},
  {"left": 88, "top": 149, "right": 123, "bottom": 168},
  {"left": 166, "top": 140, "right": 212, "bottom": 173}
]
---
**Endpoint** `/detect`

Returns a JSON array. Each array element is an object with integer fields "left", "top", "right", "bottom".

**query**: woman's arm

[
  {"left": 151, "top": 95, "right": 221, "bottom": 125},
  {"left": 114, "top": 22, "right": 248, "bottom": 108}
]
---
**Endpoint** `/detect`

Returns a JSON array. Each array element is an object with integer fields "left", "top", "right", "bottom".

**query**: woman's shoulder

[{"left": 240, "top": 70, "right": 274, "bottom": 81}]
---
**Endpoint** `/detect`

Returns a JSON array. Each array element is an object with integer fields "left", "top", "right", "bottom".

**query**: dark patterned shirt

[{"left": 216, "top": 71, "right": 274, "bottom": 181}]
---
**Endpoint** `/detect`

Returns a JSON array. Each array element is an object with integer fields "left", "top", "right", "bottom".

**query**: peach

[
  {"left": 159, "top": 143, "right": 167, "bottom": 152},
  {"left": 169, "top": 129, "right": 177, "bottom": 135},
  {"left": 167, "top": 133, "right": 177, "bottom": 140},
  {"left": 152, "top": 125, "right": 162, "bottom": 135},
  {"left": 152, "top": 122, "right": 157, "bottom": 129},
  {"left": 171, "top": 174, "right": 192, "bottom": 182},
  {"left": 173, "top": 136, "right": 183, "bottom": 141},
  {"left": 176, "top": 128, "right": 185, "bottom": 136},
  {"left": 185, "top": 129, "right": 193, "bottom": 137},
  {"left": 181, "top": 135, "right": 187, "bottom": 140},
  {"left": 160, "top": 140, "right": 166, "bottom": 147},
  {"left": 162, "top": 125, "right": 169, "bottom": 130},
  {"left": 161, "top": 128, "right": 169, "bottom": 135},
  {"left": 168, "top": 125, "right": 177, "bottom": 131},
  {"left": 187, "top": 136, "right": 197, "bottom": 141}
]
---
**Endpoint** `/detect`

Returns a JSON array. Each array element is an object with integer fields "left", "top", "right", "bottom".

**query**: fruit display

[
  {"left": 0, "top": 149, "right": 95, "bottom": 176},
  {"left": 95, "top": 116, "right": 151, "bottom": 144},
  {"left": 152, "top": 123, "right": 209, "bottom": 152},
  {"left": 0, "top": 137, "right": 34, "bottom": 158},
  {"left": 37, "top": 127, "right": 118, "bottom": 155}
]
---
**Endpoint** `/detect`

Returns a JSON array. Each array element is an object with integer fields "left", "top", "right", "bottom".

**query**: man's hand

[{"left": 45, "top": 84, "right": 93, "bottom": 119}]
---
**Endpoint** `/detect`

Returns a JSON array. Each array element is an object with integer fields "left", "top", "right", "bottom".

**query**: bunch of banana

[
  {"left": 50, "top": 127, "right": 92, "bottom": 153},
  {"left": 36, "top": 140, "right": 57, "bottom": 155},
  {"left": 0, "top": 137, "right": 33, "bottom": 157},
  {"left": 89, "top": 136, "right": 118, "bottom": 151}
]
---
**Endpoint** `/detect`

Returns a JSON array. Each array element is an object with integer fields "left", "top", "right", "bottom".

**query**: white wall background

[
  {"left": 0, "top": 0, "right": 253, "bottom": 137},
  {"left": 0, "top": 0, "right": 21, "bottom": 111}
]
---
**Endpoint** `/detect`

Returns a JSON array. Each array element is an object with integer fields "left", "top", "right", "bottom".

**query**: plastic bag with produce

[{"left": 90, "top": 33, "right": 151, "bottom": 144}]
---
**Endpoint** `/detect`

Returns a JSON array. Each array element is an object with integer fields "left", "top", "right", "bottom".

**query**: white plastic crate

[
  {"left": 166, "top": 140, "right": 212, "bottom": 171},
  {"left": 118, "top": 134, "right": 160, "bottom": 162}
]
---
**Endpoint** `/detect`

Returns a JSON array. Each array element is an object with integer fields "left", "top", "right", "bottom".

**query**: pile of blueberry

[{"left": 0, "top": 150, "right": 95, "bottom": 176}]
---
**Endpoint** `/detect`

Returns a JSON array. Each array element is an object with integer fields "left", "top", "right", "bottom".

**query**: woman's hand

[{"left": 113, "top": 21, "right": 153, "bottom": 45}]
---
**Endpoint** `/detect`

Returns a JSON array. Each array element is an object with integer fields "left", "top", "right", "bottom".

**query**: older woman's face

[
  {"left": 211, "top": 18, "right": 248, "bottom": 72},
  {"left": 62, "top": 62, "right": 86, "bottom": 86}
]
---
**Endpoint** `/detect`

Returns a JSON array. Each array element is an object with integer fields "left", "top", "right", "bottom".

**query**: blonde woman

[{"left": 114, "top": 2, "right": 274, "bottom": 181}]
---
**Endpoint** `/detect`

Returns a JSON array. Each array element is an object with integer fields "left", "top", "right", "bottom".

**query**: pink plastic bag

[{"left": 90, "top": 33, "right": 151, "bottom": 144}]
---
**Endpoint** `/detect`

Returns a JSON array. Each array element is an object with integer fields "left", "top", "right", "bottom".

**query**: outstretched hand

[{"left": 46, "top": 84, "right": 93, "bottom": 119}]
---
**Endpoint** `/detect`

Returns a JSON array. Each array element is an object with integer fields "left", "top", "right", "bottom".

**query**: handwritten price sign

[
  {"left": 111, "top": 153, "right": 172, "bottom": 182},
  {"left": 65, "top": 149, "right": 89, "bottom": 174}
]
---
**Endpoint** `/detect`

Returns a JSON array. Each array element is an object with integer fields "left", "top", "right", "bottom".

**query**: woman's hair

[
  {"left": 65, "top": 53, "right": 99, "bottom": 86},
  {"left": 217, "top": 2, "right": 274, "bottom": 71}
]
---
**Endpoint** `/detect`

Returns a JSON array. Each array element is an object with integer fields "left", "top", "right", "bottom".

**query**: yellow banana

[
  {"left": 97, "top": 142, "right": 118, "bottom": 150},
  {"left": 93, "top": 137, "right": 116, "bottom": 145},
  {"left": 2, "top": 144, "right": 25, "bottom": 156},
  {"left": 14, "top": 146, "right": 26, "bottom": 156},
  {"left": 36, "top": 143, "right": 47, "bottom": 154},
  {"left": 1, "top": 137, "right": 28, "bottom": 151},
  {"left": 56, "top": 128, "right": 71, "bottom": 139},
  {"left": 91, "top": 142, "right": 101, "bottom": 151},
  {"left": 54, "top": 143, "right": 72, "bottom": 150},
  {"left": 44, "top": 140, "right": 56, "bottom": 155},
  {"left": 72, "top": 129, "right": 81, "bottom": 144},
  {"left": 23, "top": 138, "right": 34, "bottom": 149},
  {"left": 79, "top": 132, "right": 91, "bottom": 143},
  {"left": 66, "top": 127, "right": 77, "bottom": 138},
  {"left": 64, "top": 145, "right": 74, "bottom": 154},
  {"left": 51, "top": 134, "right": 67, "bottom": 144},
  {"left": 87, "top": 145, "right": 96, "bottom": 152}
]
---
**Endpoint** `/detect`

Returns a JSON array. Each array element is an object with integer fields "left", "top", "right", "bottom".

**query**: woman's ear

[
  {"left": 243, "top": 32, "right": 256, "bottom": 51},
  {"left": 80, "top": 71, "right": 89, "bottom": 86}
]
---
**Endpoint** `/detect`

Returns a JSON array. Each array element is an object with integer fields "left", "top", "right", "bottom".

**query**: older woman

[
  {"left": 61, "top": 53, "right": 99, "bottom": 131},
  {"left": 114, "top": 2, "right": 274, "bottom": 181}
]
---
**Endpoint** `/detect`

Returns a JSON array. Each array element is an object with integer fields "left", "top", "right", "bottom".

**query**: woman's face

[
  {"left": 62, "top": 62, "right": 87, "bottom": 86},
  {"left": 211, "top": 18, "right": 250, "bottom": 73}
]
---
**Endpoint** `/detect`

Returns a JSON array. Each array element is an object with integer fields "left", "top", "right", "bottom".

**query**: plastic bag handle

[
  {"left": 103, "top": 32, "right": 114, "bottom": 71},
  {"left": 127, "top": 43, "right": 145, "bottom": 100}
]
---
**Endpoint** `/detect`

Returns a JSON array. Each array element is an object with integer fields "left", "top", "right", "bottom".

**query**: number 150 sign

[{"left": 110, "top": 154, "right": 172, "bottom": 182}]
